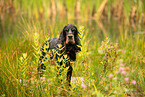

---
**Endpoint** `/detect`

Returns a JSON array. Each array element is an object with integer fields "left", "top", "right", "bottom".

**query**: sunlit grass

[
  {"left": 0, "top": 0, "right": 145, "bottom": 96},
  {"left": 1, "top": 22, "right": 144, "bottom": 96}
]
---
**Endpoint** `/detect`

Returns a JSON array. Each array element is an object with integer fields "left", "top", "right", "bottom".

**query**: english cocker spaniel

[{"left": 38, "top": 24, "right": 81, "bottom": 86}]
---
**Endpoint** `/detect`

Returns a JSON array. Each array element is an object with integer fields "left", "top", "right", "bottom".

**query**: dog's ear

[{"left": 59, "top": 29, "right": 66, "bottom": 44}]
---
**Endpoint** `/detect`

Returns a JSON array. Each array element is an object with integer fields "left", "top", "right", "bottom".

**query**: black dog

[{"left": 38, "top": 24, "right": 81, "bottom": 85}]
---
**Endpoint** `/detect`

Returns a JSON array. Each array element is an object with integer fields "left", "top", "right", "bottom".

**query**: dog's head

[
  {"left": 63, "top": 24, "right": 77, "bottom": 44},
  {"left": 59, "top": 24, "right": 81, "bottom": 46},
  {"left": 58, "top": 24, "right": 81, "bottom": 60}
]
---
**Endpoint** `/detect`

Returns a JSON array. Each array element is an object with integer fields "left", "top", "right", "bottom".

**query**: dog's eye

[
  {"left": 65, "top": 29, "right": 69, "bottom": 32},
  {"left": 71, "top": 28, "right": 76, "bottom": 31}
]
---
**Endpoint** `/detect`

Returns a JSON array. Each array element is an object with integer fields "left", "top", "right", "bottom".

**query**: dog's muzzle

[
  {"left": 66, "top": 34, "right": 75, "bottom": 44},
  {"left": 68, "top": 35, "right": 73, "bottom": 39}
]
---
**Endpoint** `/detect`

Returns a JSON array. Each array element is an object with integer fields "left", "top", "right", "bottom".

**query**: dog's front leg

[{"left": 67, "top": 65, "right": 73, "bottom": 86}]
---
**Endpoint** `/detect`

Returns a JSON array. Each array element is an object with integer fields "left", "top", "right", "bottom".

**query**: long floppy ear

[{"left": 58, "top": 30, "right": 66, "bottom": 44}]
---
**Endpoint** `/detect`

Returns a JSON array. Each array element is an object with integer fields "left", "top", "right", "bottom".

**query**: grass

[{"left": 0, "top": 0, "right": 145, "bottom": 96}]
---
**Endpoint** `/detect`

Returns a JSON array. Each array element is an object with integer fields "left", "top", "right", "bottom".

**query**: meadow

[{"left": 0, "top": 0, "right": 145, "bottom": 96}]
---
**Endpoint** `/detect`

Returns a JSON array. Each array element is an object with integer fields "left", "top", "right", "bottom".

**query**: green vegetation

[{"left": 0, "top": 0, "right": 145, "bottom": 96}]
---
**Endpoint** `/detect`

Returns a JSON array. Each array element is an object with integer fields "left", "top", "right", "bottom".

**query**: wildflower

[
  {"left": 50, "top": 52, "right": 53, "bottom": 57},
  {"left": 81, "top": 83, "right": 87, "bottom": 88},
  {"left": 40, "top": 77, "right": 45, "bottom": 80},
  {"left": 20, "top": 79, "right": 22, "bottom": 83},
  {"left": 121, "top": 71, "right": 126, "bottom": 75},
  {"left": 124, "top": 77, "right": 129, "bottom": 82},
  {"left": 131, "top": 80, "right": 136, "bottom": 85},
  {"left": 120, "top": 63, "right": 124, "bottom": 66},
  {"left": 27, "top": 80, "right": 30, "bottom": 83},
  {"left": 119, "top": 67, "right": 124, "bottom": 72},
  {"left": 121, "top": 50, "right": 124, "bottom": 53},
  {"left": 32, "top": 67, "right": 35, "bottom": 71},
  {"left": 109, "top": 73, "right": 113, "bottom": 79}
]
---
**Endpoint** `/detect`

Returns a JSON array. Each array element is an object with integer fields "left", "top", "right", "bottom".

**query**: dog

[{"left": 38, "top": 24, "right": 81, "bottom": 86}]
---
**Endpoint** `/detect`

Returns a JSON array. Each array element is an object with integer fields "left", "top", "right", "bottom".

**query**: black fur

[{"left": 38, "top": 24, "right": 81, "bottom": 86}]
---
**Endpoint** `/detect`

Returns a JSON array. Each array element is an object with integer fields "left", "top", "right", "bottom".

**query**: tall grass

[
  {"left": 0, "top": 0, "right": 145, "bottom": 96},
  {"left": 1, "top": 22, "right": 144, "bottom": 96},
  {"left": 0, "top": 0, "right": 145, "bottom": 37}
]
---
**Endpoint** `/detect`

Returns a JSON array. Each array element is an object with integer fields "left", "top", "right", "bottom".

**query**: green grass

[
  {"left": 0, "top": 21, "right": 144, "bottom": 96},
  {"left": 0, "top": 0, "right": 145, "bottom": 96}
]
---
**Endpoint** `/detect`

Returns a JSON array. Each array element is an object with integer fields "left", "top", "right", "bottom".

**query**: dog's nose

[{"left": 68, "top": 35, "right": 73, "bottom": 39}]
